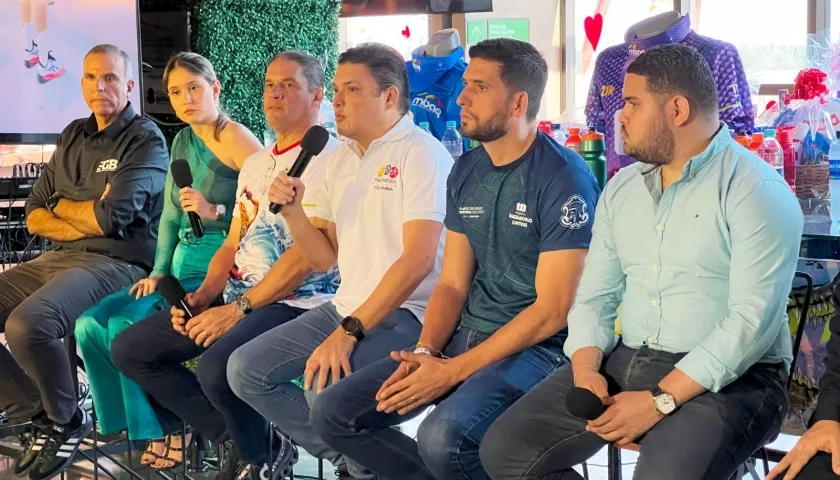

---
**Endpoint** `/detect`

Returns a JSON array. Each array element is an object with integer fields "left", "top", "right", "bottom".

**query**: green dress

[{"left": 74, "top": 127, "right": 238, "bottom": 440}]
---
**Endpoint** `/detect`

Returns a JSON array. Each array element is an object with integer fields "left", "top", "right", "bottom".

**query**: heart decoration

[
  {"left": 401, "top": 25, "right": 411, "bottom": 39},
  {"left": 584, "top": 13, "right": 603, "bottom": 51}
]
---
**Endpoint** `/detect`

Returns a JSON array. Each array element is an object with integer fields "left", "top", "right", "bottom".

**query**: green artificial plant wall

[{"left": 140, "top": 0, "right": 341, "bottom": 139}]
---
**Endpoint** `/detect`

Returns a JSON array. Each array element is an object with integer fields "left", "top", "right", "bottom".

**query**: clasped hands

[
  {"left": 375, "top": 351, "right": 460, "bottom": 416},
  {"left": 575, "top": 368, "right": 664, "bottom": 446}
]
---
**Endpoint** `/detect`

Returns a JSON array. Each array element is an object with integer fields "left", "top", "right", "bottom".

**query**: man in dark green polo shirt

[{"left": 0, "top": 43, "right": 168, "bottom": 480}]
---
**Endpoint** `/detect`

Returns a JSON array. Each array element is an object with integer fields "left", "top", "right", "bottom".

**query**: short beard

[
  {"left": 461, "top": 110, "right": 509, "bottom": 143},
  {"left": 625, "top": 117, "right": 675, "bottom": 165}
]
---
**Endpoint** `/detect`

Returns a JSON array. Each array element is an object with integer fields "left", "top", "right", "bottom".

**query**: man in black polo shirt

[{"left": 0, "top": 43, "right": 167, "bottom": 480}]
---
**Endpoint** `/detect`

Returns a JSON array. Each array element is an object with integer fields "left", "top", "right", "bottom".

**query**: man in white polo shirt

[{"left": 228, "top": 42, "right": 452, "bottom": 480}]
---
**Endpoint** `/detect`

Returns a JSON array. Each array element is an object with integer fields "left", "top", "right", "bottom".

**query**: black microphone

[
  {"left": 566, "top": 387, "right": 606, "bottom": 420},
  {"left": 157, "top": 275, "right": 193, "bottom": 319},
  {"left": 269, "top": 125, "right": 331, "bottom": 214},
  {"left": 170, "top": 158, "right": 204, "bottom": 238}
]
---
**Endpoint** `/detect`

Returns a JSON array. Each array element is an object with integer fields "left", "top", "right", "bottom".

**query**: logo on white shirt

[
  {"left": 560, "top": 194, "right": 590, "bottom": 230},
  {"left": 373, "top": 164, "right": 400, "bottom": 191},
  {"left": 96, "top": 159, "right": 119, "bottom": 173}
]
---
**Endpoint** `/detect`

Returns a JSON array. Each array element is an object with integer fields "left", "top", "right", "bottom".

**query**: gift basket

[{"left": 757, "top": 37, "right": 840, "bottom": 202}]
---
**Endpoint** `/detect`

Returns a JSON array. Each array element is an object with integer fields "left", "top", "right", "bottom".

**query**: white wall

[{"left": 465, "top": 0, "right": 563, "bottom": 121}]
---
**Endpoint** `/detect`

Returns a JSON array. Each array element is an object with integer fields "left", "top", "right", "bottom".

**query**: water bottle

[
  {"left": 442, "top": 121, "right": 463, "bottom": 161},
  {"left": 758, "top": 129, "right": 783, "bottom": 177},
  {"left": 580, "top": 128, "right": 607, "bottom": 189},
  {"left": 829, "top": 137, "right": 840, "bottom": 180},
  {"left": 419, "top": 122, "right": 432, "bottom": 135},
  {"left": 565, "top": 127, "right": 582, "bottom": 154},
  {"left": 551, "top": 123, "right": 567, "bottom": 144},
  {"left": 324, "top": 121, "right": 338, "bottom": 138}
]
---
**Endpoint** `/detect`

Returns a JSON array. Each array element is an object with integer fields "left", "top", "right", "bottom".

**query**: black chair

[{"left": 603, "top": 271, "right": 814, "bottom": 480}]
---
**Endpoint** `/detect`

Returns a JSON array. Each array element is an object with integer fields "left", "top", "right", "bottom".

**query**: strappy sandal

[
  {"left": 151, "top": 432, "right": 192, "bottom": 471},
  {"left": 140, "top": 438, "right": 166, "bottom": 466}
]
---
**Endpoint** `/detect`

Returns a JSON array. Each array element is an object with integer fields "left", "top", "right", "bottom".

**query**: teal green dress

[{"left": 74, "top": 127, "right": 239, "bottom": 440}]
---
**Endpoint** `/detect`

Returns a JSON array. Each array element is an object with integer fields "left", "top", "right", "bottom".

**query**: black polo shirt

[{"left": 25, "top": 103, "right": 168, "bottom": 271}]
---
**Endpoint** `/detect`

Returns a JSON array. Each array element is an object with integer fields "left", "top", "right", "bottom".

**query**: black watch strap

[{"left": 650, "top": 386, "right": 664, "bottom": 397}]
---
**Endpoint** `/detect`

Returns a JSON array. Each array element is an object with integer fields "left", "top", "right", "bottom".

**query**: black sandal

[
  {"left": 140, "top": 438, "right": 166, "bottom": 466},
  {"left": 151, "top": 432, "right": 192, "bottom": 471}
]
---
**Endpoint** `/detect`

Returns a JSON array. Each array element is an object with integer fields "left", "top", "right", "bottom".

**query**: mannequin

[
  {"left": 585, "top": 11, "right": 754, "bottom": 178},
  {"left": 406, "top": 28, "right": 468, "bottom": 140}
]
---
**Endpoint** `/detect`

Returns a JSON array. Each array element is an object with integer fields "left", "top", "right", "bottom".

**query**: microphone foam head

[
  {"left": 157, "top": 275, "right": 187, "bottom": 307},
  {"left": 170, "top": 159, "right": 193, "bottom": 188},
  {"left": 301, "top": 126, "right": 331, "bottom": 156},
  {"left": 566, "top": 387, "right": 605, "bottom": 420}
]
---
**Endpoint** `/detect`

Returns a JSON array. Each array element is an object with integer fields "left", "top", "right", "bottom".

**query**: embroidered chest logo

[
  {"left": 459, "top": 206, "right": 484, "bottom": 219},
  {"left": 509, "top": 202, "right": 532, "bottom": 228},
  {"left": 560, "top": 195, "right": 589, "bottom": 230},
  {"left": 96, "top": 159, "right": 119, "bottom": 172},
  {"left": 373, "top": 164, "right": 399, "bottom": 191}
]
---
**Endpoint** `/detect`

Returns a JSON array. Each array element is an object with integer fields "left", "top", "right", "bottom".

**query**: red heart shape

[
  {"left": 584, "top": 14, "right": 603, "bottom": 51},
  {"left": 402, "top": 26, "right": 411, "bottom": 39}
]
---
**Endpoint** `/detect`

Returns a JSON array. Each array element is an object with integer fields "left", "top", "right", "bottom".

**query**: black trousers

[
  {"left": 111, "top": 302, "right": 306, "bottom": 464},
  {"left": 0, "top": 250, "right": 144, "bottom": 424},
  {"left": 790, "top": 452, "right": 840, "bottom": 479}
]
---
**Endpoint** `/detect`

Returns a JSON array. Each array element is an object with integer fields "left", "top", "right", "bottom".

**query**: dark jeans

[
  {"left": 0, "top": 250, "right": 144, "bottom": 424},
  {"left": 791, "top": 452, "right": 840, "bottom": 479},
  {"left": 111, "top": 302, "right": 306, "bottom": 464},
  {"left": 228, "top": 302, "right": 422, "bottom": 480},
  {"left": 311, "top": 327, "right": 567, "bottom": 480},
  {"left": 480, "top": 343, "right": 789, "bottom": 480}
]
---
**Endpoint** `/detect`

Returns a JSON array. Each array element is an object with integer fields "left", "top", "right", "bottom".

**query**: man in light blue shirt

[{"left": 480, "top": 44, "right": 802, "bottom": 480}]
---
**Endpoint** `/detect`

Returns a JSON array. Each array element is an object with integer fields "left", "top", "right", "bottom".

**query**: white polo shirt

[{"left": 308, "top": 115, "right": 453, "bottom": 321}]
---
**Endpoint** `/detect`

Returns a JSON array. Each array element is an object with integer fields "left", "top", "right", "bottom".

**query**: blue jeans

[
  {"left": 479, "top": 343, "right": 789, "bottom": 480},
  {"left": 310, "top": 328, "right": 567, "bottom": 480},
  {"left": 228, "top": 302, "right": 422, "bottom": 480}
]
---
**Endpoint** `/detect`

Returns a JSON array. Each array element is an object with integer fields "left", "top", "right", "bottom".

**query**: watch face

[
  {"left": 342, "top": 316, "right": 360, "bottom": 333},
  {"left": 654, "top": 394, "right": 676, "bottom": 414},
  {"left": 235, "top": 295, "right": 251, "bottom": 312},
  {"left": 217, "top": 204, "right": 226, "bottom": 216}
]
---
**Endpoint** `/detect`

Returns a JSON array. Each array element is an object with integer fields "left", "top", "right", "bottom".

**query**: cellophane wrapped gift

[{"left": 757, "top": 68, "right": 840, "bottom": 200}]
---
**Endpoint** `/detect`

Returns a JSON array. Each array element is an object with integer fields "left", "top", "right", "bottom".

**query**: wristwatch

[
  {"left": 650, "top": 387, "right": 677, "bottom": 416},
  {"left": 46, "top": 193, "right": 61, "bottom": 213},
  {"left": 214, "top": 204, "right": 226, "bottom": 221},
  {"left": 340, "top": 316, "right": 365, "bottom": 342},
  {"left": 234, "top": 294, "right": 253, "bottom": 315}
]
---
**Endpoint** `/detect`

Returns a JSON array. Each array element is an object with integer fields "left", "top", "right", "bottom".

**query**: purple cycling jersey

[{"left": 585, "top": 15, "right": 754, "bottom": 177}]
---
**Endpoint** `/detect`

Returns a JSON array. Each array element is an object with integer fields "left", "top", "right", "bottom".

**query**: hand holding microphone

[
  {"left": 268, "top": 125, "right": 330, "bottom": 215},
  {"left": 158, "top": 275, "right": 196, "bottom": 335},
  {"left": 171, "top": 159, "right": 204, "bottom": 238}
]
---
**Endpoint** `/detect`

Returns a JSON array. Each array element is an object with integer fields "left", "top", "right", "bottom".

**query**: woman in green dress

[{"left": 74, "top": 52, "right": 262, "bottom": 470}]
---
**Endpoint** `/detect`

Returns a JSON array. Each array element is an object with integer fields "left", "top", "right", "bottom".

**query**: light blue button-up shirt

[{"left": 563, "top": 125, "right": 803, "bottom": 392}]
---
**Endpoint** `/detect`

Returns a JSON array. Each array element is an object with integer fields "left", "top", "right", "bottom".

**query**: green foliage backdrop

[{"left": 140, "top": 0, "right": 341, "bottom": 140}]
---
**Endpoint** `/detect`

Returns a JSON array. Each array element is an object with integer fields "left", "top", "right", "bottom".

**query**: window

[
  {"left": 340, "top": 15, "right": 431, "bottom": 60},
  {"left": 690, "top": 0, "right": 808, "bottom": 87},
  {"left": 566, "top": 0, "right": 675, "bottom": 117}
]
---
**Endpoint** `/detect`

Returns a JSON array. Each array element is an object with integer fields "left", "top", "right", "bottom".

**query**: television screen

[
  {"left": 0, "top": 0, "right": 143, "bottom": 144},
  {"left": 428, "top": 0, "right": 493, "bottom": 13},
  {"left": 340, "top": 0, "right": 492, "bottom": 16}
]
